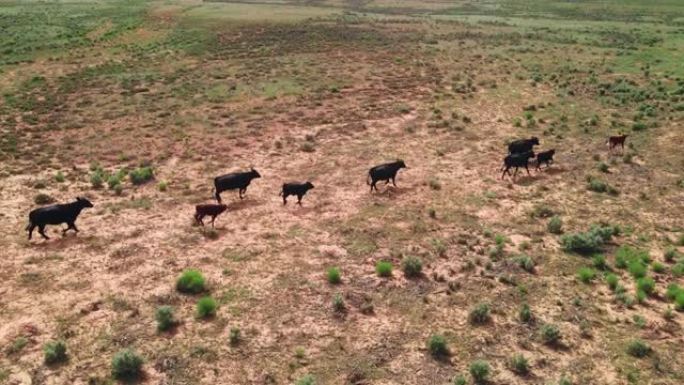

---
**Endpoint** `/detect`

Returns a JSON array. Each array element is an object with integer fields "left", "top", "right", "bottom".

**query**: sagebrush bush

[
  {"left": 673, "top": 262, "right": 684, "bottom": 277},
  {"left": 561, "top": 225, "right": 617, "bottom": 254},
  {"left": 664, "top": 247, "right": 680, "bottom": 262},
  {"left": 652, "top": 262, "right": 666, "bottom": 274},
  {"left": 107, "top": 175, "right": 121, "bottom": 190},
  {"left": 626, "top": 339, "right": 651, "bottom": 358},
  {"left": 519, "top": 303, "right": 532, "bottom": 323},
  {"left": 332, "top": 293, "right": 345, "bottom": 312},
  {"left": 628, "top": 261, "right": 647, "bottom": 279},
  {"left": 547, "top": 215, "right": 563, "bottom": 234},
  {"left": 592, "top": 255, "right": 608, "bottom": 270},
  {"left": 469, "top": 303, "right": 491, "bottom": 324},
  {"left": 326, "top": 267, "right": 341, "bottom": 284},
  {"left": 402, "top": 255, "right": 423, "bottom": 277},
  {"left": 452, "top": 375, "right": 466, "bottom": 385},
  {"left": 55, "top": 171, "right": 65, "bottom": 183},
  {"left": 576, "top": 267, "right": 596, "bottom": 283},
  {"left": 636, "top": 277, "right": 655, "bottom": 296},
  {"left": 516, "top": 255, "right": 535, "bottom": 272},
  {"left": 469, "top": 360, "right": 491, "bottom": 384},
  {"left": 129, "top": 166, "right": 154, "bottom": 185},
  {"left": 540, "top": 324, "right": 561, "bottom": 345},
  {"left": 90, "top": 170, "right": 104, "bottom": 189},
  {"left": 43, "top": 340, "right": 67, "bottom": 364},
  {"left": 155, "top": 306, "right": 175, "bottom": 331},
  {"left": 229, "top": 327, "right": 240, "bottom": 346},
  {"left": 176, "top": 269, "right": 206, "bottom": 294},
  {"left": 509, "top": 354, "right": 530, "bottom": 375},
  {"left": 196, "top": 296, "right": 217, "bottom": 318},
  {"left": 427, "top": 334, "right": 449, "bottom": 357},
  {"left": 112, "top": 349, "right": 143, "bottom": 381},
  {"left": 376, "top": 261, "right": 392, "bottom": 277},
  {"left": 605, "top": 273, "right": 619, "bottom": 291}
]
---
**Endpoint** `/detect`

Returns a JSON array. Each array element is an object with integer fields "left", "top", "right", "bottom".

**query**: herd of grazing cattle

[{"left": 24, "top": 134, "right": 628, "bottom": 240}]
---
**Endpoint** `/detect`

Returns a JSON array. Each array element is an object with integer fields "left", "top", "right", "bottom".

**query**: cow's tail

[{"left": 25, "top": 221, "right": 32, "bottom": 231}]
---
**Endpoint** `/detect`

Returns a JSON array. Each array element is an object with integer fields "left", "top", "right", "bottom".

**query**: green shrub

[
  {"left": 615, "top": 245, "right": 650, "bottom": 269},
  {"left": 509, "top": 354, "right": 529, "bottom": 375},
  {"left": 176, "top": 269, "right": 206, "bottom": 294},
  {"left": 158, "top": 181, "right": 168, "bottom": 192},
  {"left": 628, "top": 261, "right": 647, "bottom": 279},
  {"left": 43, "top": 341, "right": 67, "bottom": 364},
  {"left": 470, "top": 360, "right": 491, "bottom": 384},
  {"left": 652, "top": 262, "right": 666, "bottom": 274},
  {"left": 665, "top": 283, "right": 682, "bottom": 301},
  {"left": 129, "top": 166, "right": 154, "bottom": 185},
  {"left": 452, "top": 374, "right": 467, "bottom": 385},
  {"left": 547, "top": 216, "right": 563, "bottom": 234},
  {"left": 427, "top": 334, "right": 449, "bottom": 357},
  {"left": 664, "top": 247, "right": 680, "bottom": 262},
  {"left": 90, "top": 170, "right": 104, "bottom": 189},
  {"left": 107, "top": 175, "right": 121, "bottom": 190},
  {"left": 592, "top": 255, "right": 608, "bottom": 270},
  {"left": 605, "top": 273, "right": 619, "bottom": 291},
  {"left": 676, "top": 292, "right": 684, "bottom": 311},
  {"left": 376, "top": 261, "right": 393, "bottom": 277},
  {"left": 402, "top": 255, "right": 423, "bottom": 278},
  {"left": 515, "top": 255, "right": 535, "bottom": 272},
  {"left": 632, "top": 122, "right": 647, "bottom": 131},
  {"left": 295, "top": 375, "right": 315, "bottom": 385},
  {"left": 626, "top": 339, "right": 651, "bottom": 358},
  {"left": 55, "top": 171, "right": 65, "bottom": 183},
  {"left": 519, "top": 303, "right": 532, "bottom": 323},
  {"left": 576, "top": 267, "right": 596, "bottom": 283},
  {"left": 636, "top": 276, "right": 654, "bottom": 294},
  {"left": 561, "top": 224, "right": 617, "bottom": 254},
  {"left": 559, "top": 376, "right": 573, "bottom": 385},
  {"left": 155, "top": 306, "right": 175, "bottom": 331},
  {"left": 196, "top": 296, "right": 217, "bottom": 318},
  {"left": 540, "top": 324, "right": 561, "bottom": 345},
  {"left": 229, "top": 327, "right": 240, "bottom": 346},
  {"left": 587, "top": 178, "right": 607, "bottom": 193},
  {"left": 597, "top": 162, "right": 609, "bottom": 173},
  {"left": 673, "top": 262, "right": 684, "bottom": 277},
  {"left": 635, "top": 289, "right": 647, "bottom": 303},
  {"left": 111, "top": 349, "right": 143, "bottom": 381},
  {"left": 469, "top": 303, "right": 491, "bottom": 324},
  {"left": 327, "top": 267, "right": 341, "bottom": 284},
  {"left": 332, "top": 293, "right": 345, "bottom": 312}
]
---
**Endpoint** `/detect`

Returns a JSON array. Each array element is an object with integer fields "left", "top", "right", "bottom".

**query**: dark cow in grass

[
  {"left": 213, "top": 168, "right": 261, "bottom": 203},
  {"left": 367, "top": 160, "right": 407, "bottom": 193},
  {"left": 508, "top": 136, "right": 540, "bottom": 154},
  {"left": 501, "top": 151, "right": 536, "bottom": 179},
  {"left": 26, "top": 197, "right": 93, "bottom": 240},
  {"left": 280, "top": 182, "right": 314, "bottom": 205}
]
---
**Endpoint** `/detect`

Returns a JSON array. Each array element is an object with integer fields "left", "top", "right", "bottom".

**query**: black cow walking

[
  {"left": 535, "top": 149, "right": 556, "bottom": 170},
  {"left": 501, "top": 151, "right": 536, "bottom": 179},
  {"left": 194, "top": 204, "right": 228, "bottom": 227},
  {"left": 26, "top": 197, "right": 94, "bottom": 240},
  {"left": 213, "top": 168, "right": 261, "bottom": 203},
  {"left": 280, "top": 182, "right": 314, "bottom": 205},
  {"left": 508, "top": 137, "right": 540, "bottom": 154},
  {"left": 367, "top": 160, "right": 407, "bottom": 193}
]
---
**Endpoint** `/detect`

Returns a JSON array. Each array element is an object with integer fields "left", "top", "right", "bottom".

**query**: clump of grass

[
  {"left": 673, "top": 261, "right": 684, "bottom": 277},
  {"left": 515, "top": 255, "right": 535, "bottom": 272},
  {"left": 636, "top": 277, "right": 655, "bottom": 296},
  {"left": 626, "top": 339, "right": 651, "bottom": 358},
  {"left": 43, "top": 341, "right": 67, "bottom": 364},
  {"left": 452, "top": 374, "right": 467, "bottom": 385},
  {"left": 547, "top": 216, "right": 563, "bottom": 234},
  {"left": 676, "top": 292, "right": 684, "bottom": 311},
  {"left": 519, "top": 303, "right": 532, "bottom": 323},
  {"left": 295, "top": 375, "right": 315, "bottom": 385},
  {"left": 229, "top": 327, "right": 240, "bottom": 346},
  {"left": 107, "top": 175, "right": 121, "bottom": 190},
  {"left": 326, "top": 267, "right": 341, "bottom": 284},
  {"left": 469, "top": 360, "right": 491, "bottom": 384},
  {"left": 176, "top": 269, "right": 206, "bottom": 294},
  {"left": 509, "top": 354, "right": 530, "bottom": 375},
  {"left": 111, "top": 349, "right": 143, "bottom": 381},
  {"left": 469, "top": 303, "right": 491, "bottom": 324},
  {"left": 332, "top": 293, "right": 345, "bottom": 312},
  {"left": 592, "top": 255, "right": 608, "bottom": 270},
  {"left": 427, "top": 334, "right": 449, "bottom": 358},
  {"left": 559, "top": 376, "right": 573, "bottom": 385},
  {"left": 376, "top": 261, "right": 393, "bottom": 277},
  {"left": 196, "top": 296, "right": 217, "bottom": 318},
  {"left": 155, "top": 306, "right": 175, "bottom": 332},
  {"left": 561, "top": 224, "right": 618, "bottom": 254},
  {"left": 158, "top": 181, "right": 168, "bottom": 192},
  {"left": 615, "top": 245, "right": 650, "bottom": 269},
  {"left": 540, "top": 323, "right": 561, "bottom": 345},
  {"left": 576, "top": 267, "right": 596, "bottom": 283},
  {"left": 605, "top": 273, "right": 619, "bottom": 291},
  {"left": 597, "top": 162, "right": 609, "bottom": 173},
  {"left": 402, "top": 255, "right": 422, "bottom": 278},
  {"left": 428, "top": 178, "right": 441, "bottom": 190},
  {"left": 628, "top": 261, "right": 647, "bottom": 279},
  {"left": 90, "top": 170, "right": 104, "bottom": 189},
  {"left": 54, "top": 171, "right": 65, "bottom": 183},
  {"left": 651, "top": 262, "right": 666, "bottom": 274},
  {"left": 664, "top": 247, "right": 681, "bottom": 262},
  {"left": 129, "top": 166, "right": 154, "bottom": 185},
  {"left": 665, "top": 283, "right": 682, "bottom": 301}
]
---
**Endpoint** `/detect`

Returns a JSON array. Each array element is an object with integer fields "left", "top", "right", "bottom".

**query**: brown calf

[
  {"left": 607, "top": 134, "right": 628, "bottom": 151},
  {"left": 194, "top": 204, "right": 228, "bottom": 227}
]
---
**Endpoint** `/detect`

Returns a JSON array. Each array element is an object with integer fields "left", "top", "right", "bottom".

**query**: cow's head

[
  {"left": 250, "top": 168, "right": 261, "bottom": 179},
  {"left": 395, "top": 159, "right": 407, "bottom": 169},
  {"left": 530, "top": 137, "right": 540, "bottom": 145},
  {"left": 305, "top": 181, "right": 315, "bottom": 190},
  {"left": 76, "top": 197, "right": 94, "bottom": 208}
]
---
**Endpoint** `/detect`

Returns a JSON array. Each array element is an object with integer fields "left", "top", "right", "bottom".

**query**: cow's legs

[
  {"left": 39, "top": 225, "right": 49, "bottom": 240},
  {"left": 210, "top": 215, "right": 216, "bottom": 228},
  {"left": 283, "top": 195, "right": 288, "bottom": 205},
  {"left": 297, "top": 194, "right": 303, "bottom": 205},
  {"left": 525, "top": 165, "right": 531, "bottom": 175},
  {"left": 215, "top": 190, "right": 222, "bottom": 204},
  {"left": 27, "top": 224, "right": 35, "bottom": 240},
  {"left": 392, "top": 177, "right": 397, "bottom": 187},
  {"left": 239, "top": 188, "right": 245, "bottom": 199}
]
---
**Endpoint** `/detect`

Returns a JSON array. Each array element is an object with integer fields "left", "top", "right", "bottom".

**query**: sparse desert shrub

[
  {"left": 676, "top": 292, "right": 684, "bottom": 311},
  {"left": 34, "top": 193, "right": 54, "bottom": 205},
  {"left": 129, "top": 166, "right": 154, "bottom": 185},
  {"left": 55, "top": 171, "right": 65, "bottom": 183},
  {"left": 540, "top": 323, "right": 561, "bottom": 345},
  {"left": 515, "top": 255, "right": 535, "bottom": 272},
  {"left": 628, "top": 261, "right": 647, "bottom": 279},
  {"left": 196, "top": 296, "right": 217, "bottom": 318},
  {"left": 452, "top": 374, "right": 467, "bottom": 385},
  {"left": 327, "top": 267, "right": 341, "bottom": 284},
  {"left": 107, "top": 175, "right": 121, "bottom": 190},
  {"left": 470, "top": 360, "right": 491, "bottom": 384},
  {"left": 332, "top": 293, "right": 345, "bottom": 312},
  {"left": 402, "top": 255, "right": 422, "bottom": 278},
  {"left": 158, "top": 181, "right": 168, "bottom": 191},
  {"left": 469, "top": 303, "right": 491, "bottom": 324},
  {"left": 376, "top": 261, "right": 392, "bottom": 277},
  {"left": 509, "top": 354, "right": 530, "bottom": 375},
  {"left": 587, "top": 178, "right": 607, "bottom": 192},
  {"left": 605, "top": 273, "right": 619, "bottom": 291},
  {"left": 155, "top": 306, "right": 175, "bottom": 331},
  {"left": 576, "top": 267, "right": 596, "bottom": 283},
  {"left": 90, "top": 170, "right": 104, "bottom": 189},
  {"left": 561, "top": 224, "right": 617, "bottom": 254},
  {"left": 615, "top": 245, "right": 650, "bottom": 269},
  {"left": 547, "top": 216, "right": 563, "bottom": 234},
  {"left": 43, "top": 341, "right": 67, "bottom": 364},
  {"left": 592, "top": 255, "right": 608, "bottom": 270},
  {"left": 626, "top": 339, "right": 651, "bottom": 357},
  {"left": 519, "top": 303, "right": 532, "bottom": 323},
  {"left": 597, "top": 162, "right": 609, "bottom": 173},
  {"left": 652, "top": 262, "right": 666, "bottom": 274},
  {"left": 664, "top": 247, "right": 680, "bottom": 262},
  {"left": 111, "top": 349, "right": 143, "bottom": 381},
  {"left": 428, "top": 178, "right": 441, "bottom": 190},
  {"left": 427, "top": 334, "right": 449, "bottom": 358},
  {"left": 176, "top": 269, "right": 206, "bottom": 294},
  {"left": 559, "top": 376, "right": 573, "bottom": 385},
  {"left": 673, "top": 262, "right": 684, "bottom": 277},
  {"left": 632, "top": 122, "right": 647, "bottom": 131},
  {"left": 229, "top": 327, "right": 240, "bottom": 346},
  {"left": 636, "top": 277, "right": 655, "bottom": 296},
  {"left": 665, "top": 283, "right": 682, "bottom": 301},
  {"left": 295, "top": 375, "right": 315, "bottom": 385}
]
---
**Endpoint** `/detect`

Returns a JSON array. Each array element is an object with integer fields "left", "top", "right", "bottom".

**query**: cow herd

[{"left": 24, "top": 133, "right": 627, "bottom": 240}]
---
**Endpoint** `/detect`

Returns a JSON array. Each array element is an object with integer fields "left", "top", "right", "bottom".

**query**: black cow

[
  {"left": 501, "top": 151, "right": 535, "bottom": 179},
  {"left": 194, "top": 203, "right": 228, "bottom": 227},
  {"left": 213, "top": 168, "right": 261, "bottom": 203},
  {"left": 508, "top": 137, "right": 540, "bottom": 154},
  {"left": 607, "top": 134, "right": 628, "bottom": 151},
  {"left": 367, "top": 160, "right": 407, "bottom": 193},
  {"left": 280, "top": 182, "right": 314, "bottom": 205},
  {"left": 535, "top": 149, "right": 556, "bottom": 170},
  {"left": 26, "top": 197, "right": 94, "bottom": 240}
]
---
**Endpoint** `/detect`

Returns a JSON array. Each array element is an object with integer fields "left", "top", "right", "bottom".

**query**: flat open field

[{"left": 1, "top": 1, "right": 683, "bottom": 384}]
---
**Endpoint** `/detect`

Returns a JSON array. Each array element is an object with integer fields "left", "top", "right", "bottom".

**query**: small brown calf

[
  {"left": 194, "top": 204, "right": 228, "bottom": 227},
  {"left": 607, "top": 134, "right": 628, "bottom": 151}
]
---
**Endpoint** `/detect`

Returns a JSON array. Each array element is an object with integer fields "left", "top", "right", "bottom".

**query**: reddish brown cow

[
  {"left": 194, "top": 204, "right": 228, "bottom": 227},
  {"left": 607, "top": 134, "right": 628, "bottom": 151}
]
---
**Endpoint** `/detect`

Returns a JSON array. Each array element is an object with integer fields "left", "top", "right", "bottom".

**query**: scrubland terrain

[{"left": 1, "top": 1, "right": 683, "bottom": 384}]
